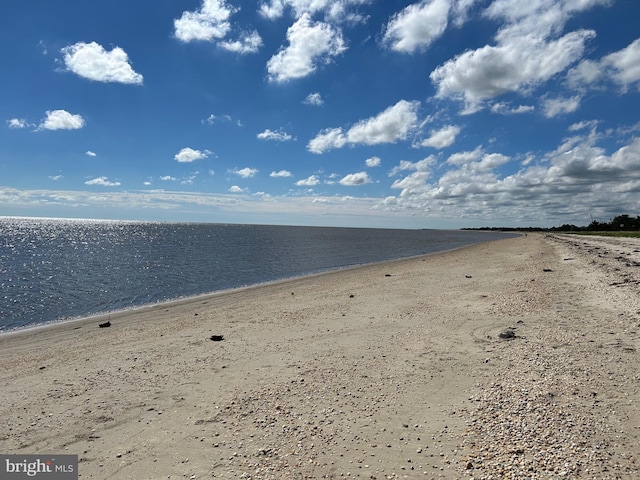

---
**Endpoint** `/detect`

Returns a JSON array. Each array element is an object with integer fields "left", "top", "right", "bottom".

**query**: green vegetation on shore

[{"left": 464, "top": 214, "right": 640, "bottom": 236}]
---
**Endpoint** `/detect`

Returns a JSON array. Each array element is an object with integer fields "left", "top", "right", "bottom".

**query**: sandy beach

[{"left": 1, "top": 233, "right": 639, "bottom": 479}]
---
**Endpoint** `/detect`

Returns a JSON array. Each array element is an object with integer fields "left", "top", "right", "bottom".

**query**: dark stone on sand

[
  {"left": 349, "top": 294, "right": 355, "bottom": 298},
  {"left": 465, "top": 275, "right": 472, "bottom": 278},
  {"left": 542, "top": 268, "right": 553, "bottom": 272},
  {"left": 210, "top": 335, "right": 224, "bottom": 341},
  {"left": 99, "top": 321, "right": 111, "bottom": 328},
  {"left": 385, "top": 274, "right": 392, "bottom": 277},
  {"left": 498, "top": 328, "right": 516, "bottom": 339}
]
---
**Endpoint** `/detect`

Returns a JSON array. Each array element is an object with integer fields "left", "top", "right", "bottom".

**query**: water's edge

[{"left": 0, "top": 237, "right": 519, "bottom": 337}]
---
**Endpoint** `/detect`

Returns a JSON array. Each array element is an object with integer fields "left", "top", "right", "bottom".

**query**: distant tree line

[{"left": 463, "top": 214, "right": 640, "bottom": 232}]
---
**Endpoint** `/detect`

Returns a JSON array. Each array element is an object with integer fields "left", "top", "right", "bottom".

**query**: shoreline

[
  {"left": 0, "top": 237, "right": 512, "bottom": 338},
  {"left": 1, "top": 234, "right": 638, "bottom": 479}
]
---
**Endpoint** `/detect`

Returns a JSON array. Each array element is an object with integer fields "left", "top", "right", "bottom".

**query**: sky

[{"left": 2, "top": 0, "right": 640, "bottom": 229}]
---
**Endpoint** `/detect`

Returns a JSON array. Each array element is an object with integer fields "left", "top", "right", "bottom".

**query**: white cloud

[
  {"left": 61, "top": 42, "right": 143, "bottom": 85},
  {"left": 568, "top": 120, "right": 598, "bottom": 132},
  {"left": 307, "top": 128, "right": 347, "bottom": 154},
  {"left": 48, "top": 175, "right": 63, "bottom": 181},
  {"left": 160, "top": 175, "right": 177, "bottom": 181},
  {"left": 347, "top": 100, "right": 421, "bottom": 145},
  {"left": 7, "top": 118, "right": 29, "bottom": 129},
  {"left": 429, "top": 0, "right": 608, "bottom": 111},
  {"left": 39, "top": 110, "right": 85, "bottom": 131},
  {"left": 383, "top": 0, "right": 450, "bottom": 53},
  {"left": 365, "top": 156, "right": 381, "bottom": 167},
  {"left": 380, "top": 130, "right": 640, "bottom": 225},
  {"left": 270, "top": 170, "right": 293, "bottom": 177},
  {"left": 446, "top": 146, "right": 483, "bottom": 166},
  {"left": 174, "top": 147, "right": 211, "bottom": 163},
  {"left": 490, "top": 103, "right": 535, "bottom": 114},
  {"left": 259, "top": 0, "right": 286, "bottom": 19},
  {"left": 86, "top": 150, "right": 96, "bottom": 157},
  {"left": 431, "top": 31, "right": 594, "bottom": 112},
  {"left": 308, "top": 100, "right": 420, "bottom": 153},
  {"left": 229, "top": 167, "right": 259, "bottom": 178},
  {"left": 339, "top": 171, "right": 371, "bottom": 186},
  {"left": 303, "top": 92, "right": 324, "bottom": 106},
  {"left": 257, "top": 128, "right": 294, "bottom": 141},
  {"left": 542, "top": 95, "right": 581, "bottom": 118},
  {"left": 389, "top": 156, "right": 436, "bottom": 176},
  {"left": 602, "top": 38, "right": 640, "bottom": 91},
  {"left": 420, "top": 125, "right": 460, "bottom": 149},
  {"left": 220, "top": 31, "right": 263, "bottom": 54},
  {"left": 174, "top": 0, "right": 235, "bottom": 42},
  {"left": 258, "top": 0, "right": 370, "bottom": 22},
  {"left": 85, "top": 176, "right": 121, "bottom": 187},
  {"left": 451, "top": 0, "right": 482, "bottom": 26},
  {"left": 296, "top": 175, "right": 320, "bottom": 186},
  {"left": 228, "top": 185, "right": 246, "bottom": 193},
  {"left": 568, "top": 38, "right": 640, "bottom": 92},
  {"left": 267, "top": 13, "right": 346, "bottom": 82}
]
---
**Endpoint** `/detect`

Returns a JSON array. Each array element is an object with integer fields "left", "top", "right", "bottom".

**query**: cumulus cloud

[
  {"left": 85, "top": 176, "right": 121, "bottom": 187},
  {"left": 258, "top": 0, "right": 370, "bottom": 22},
  {"left": 228, "top": 185, "right": 246, "bottom": 193},
  {"left": 490, "top": 103, "right": 535, "bottom": 114},
  {"left": 220, "top": 31, "right": 263, "bottom": 53},
  {"left": 420, "top": 125, "right": 460, "bottom": 149},
  {"left": 174, "top": 0, "right": 262, "bottom": 53},
  {"left": 174, "top": 147, "right": 211, "bottom": 163},
  {"left": 542, "top": 95, "right": 581, "bottom": 118},
  {"left": 38, "top": 110, "right": 85, "bottom": 131},
  {"left": 267, "top": 13, "right": 346, "bottom": 82},
  {"left": 568, "top": 38, "right": 640, "bottom": 92},
  {"left": 308, "top": 99, "right": 420, "bottom": 153},
  {"left": 229, "top": 167, "right": 258, "bottom": 178},
  {"left": 307, "top": 128, "right": 348, "bottom": 154},
  {"left": 382, "top": 0, "right": 484, "bottom": 53},
  {"left": 257, "top": 128, "right": 294, "bottom": 141},
  {"left": 365, "top": 156, "right": 381, "bottom": 167},
  {"left": 295, "top": 175, "right": 320, "bottom": 186},
  {"left": 339, "top": 171, "right": 371, "bottom": 186},
  {"left": 431, "top": 31, "right": 594, "bottom": 112},
  {"left": 303, "top": 92, "right": 324, "bottom": 106},
  {"left": 429, "top": 0, "right": 607, "bottom": 112},
  {"left": 383, "top": 0, "right": 450, "bottom": 53},
  {"left": 61, "top": 42, "right": 143, "bottom": 85},
  {"left": 389, "top": 155, "right": 436, "bottom": 177},
  {"left": 382, "top": 130, "right": 640, "bottom": 225},
  {"left": 174, "top": 0, "right": 235, "bottom": 42},
  {"left": 7, "top": 118, "right": 29, "bottom": 129},
  {"left": 270, "top": 170, "right": 293, "bottom": 177},
  {"left": 85, "top": 151, "right": 96, "bottom": 157}
]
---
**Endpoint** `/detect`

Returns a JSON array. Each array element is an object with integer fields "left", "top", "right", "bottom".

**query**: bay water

[{"left": 0, "top": 217, "right": 516, "bottom": 331}]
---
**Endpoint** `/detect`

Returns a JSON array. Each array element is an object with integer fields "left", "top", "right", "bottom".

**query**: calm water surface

[{"left": 0, "top": 218, "right": 517, "bottom": 331}]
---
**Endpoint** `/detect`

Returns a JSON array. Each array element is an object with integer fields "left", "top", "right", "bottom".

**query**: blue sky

[{"left": 2, "top": 0, "right": 640, "bottom": 228}]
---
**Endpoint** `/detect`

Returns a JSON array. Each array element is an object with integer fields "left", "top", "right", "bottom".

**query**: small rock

[{"left": 498, "top": 329, "right": 516, "bottom": 339}]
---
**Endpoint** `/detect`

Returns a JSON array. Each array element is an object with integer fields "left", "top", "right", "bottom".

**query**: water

[{"left": 0, "top": 217, "right": 517, "bottom": 332}]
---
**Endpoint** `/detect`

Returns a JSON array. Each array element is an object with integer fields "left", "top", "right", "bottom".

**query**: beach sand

[{"left": 1, "top": 234, "right": 639, "bottom": 479}]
